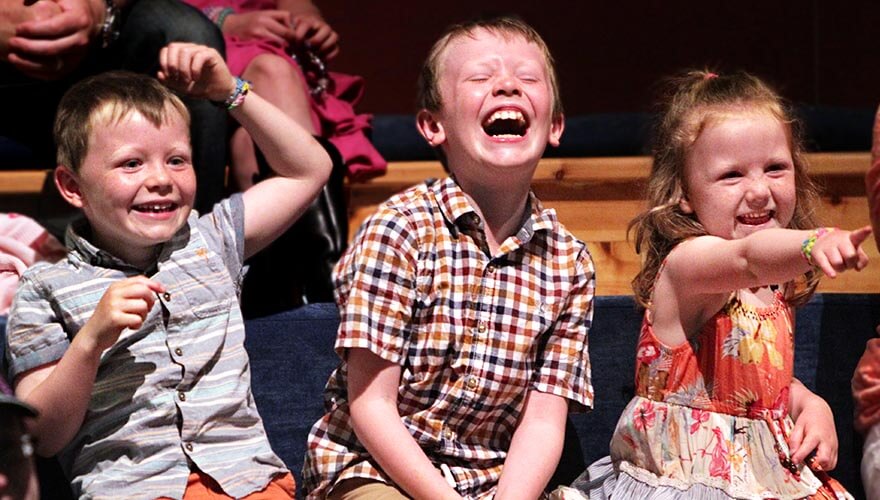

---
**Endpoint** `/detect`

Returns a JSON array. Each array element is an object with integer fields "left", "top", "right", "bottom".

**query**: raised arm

[{"left": 157, "top": 42, "right": 331, "bottom": 258}]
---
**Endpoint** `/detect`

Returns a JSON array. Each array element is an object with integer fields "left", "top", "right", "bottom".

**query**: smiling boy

[
  {"left": 303, "top": 17, "right": 594, "bottom": 500},
  {"left": 5, "top": 43, "right": 331, "bottom": 499}
]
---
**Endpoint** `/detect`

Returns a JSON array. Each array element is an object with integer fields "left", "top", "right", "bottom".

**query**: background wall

[{"left": 319, "top": 1, "right": 880, "bottom": 115}]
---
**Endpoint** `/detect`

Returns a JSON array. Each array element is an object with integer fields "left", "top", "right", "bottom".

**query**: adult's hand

[
  {"left": 291, "top": 11, "right": 338, "bottom": 60},
  {"left": 223, "top": 10, "right": 295, "bottom": 47},
  {"left": 7, "top": 0, "right": 104, "bottom": 80}
]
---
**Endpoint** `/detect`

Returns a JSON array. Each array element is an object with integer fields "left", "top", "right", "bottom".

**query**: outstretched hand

[
  {"left": 810, "top": 226, "right": 871, "bottom": 278},
  {"left": 157, "top": 43, "right": 235, "bottom": 102}
]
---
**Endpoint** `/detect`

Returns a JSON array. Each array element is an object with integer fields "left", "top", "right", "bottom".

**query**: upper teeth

[
  {"left": 140, "top": 204, "right": 171, "bottom": 211},
  {"left": 741, "top": 212, "right": 769, "bottom": 220},
  {"left": 487, "top": 109, "right": 525, "bottom": 124}
]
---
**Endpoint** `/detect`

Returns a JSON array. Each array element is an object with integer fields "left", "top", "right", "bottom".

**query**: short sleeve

[
  {"left": 197, "top": 194, "right": 245, "bottom": 277},
  {"left": 333, "top": 206, "right": 419, "bottom": 364},
  {"left": 5, "top": 264, "right": 70, "bottom": 382},
  {"left": 533, "top": 246, "right": 595, "bottom": 412}
]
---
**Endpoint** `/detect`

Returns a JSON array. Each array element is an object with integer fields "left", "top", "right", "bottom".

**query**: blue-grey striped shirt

[{"left": 6, "top": 195, "right": 287, "bottom": 499}]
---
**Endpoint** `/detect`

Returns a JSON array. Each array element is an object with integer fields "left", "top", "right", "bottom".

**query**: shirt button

[
  {"left": 163, "top": 292, "right": 171, "bottom": 301},
  {"left": 487, "top": 265, "right": 495, "bottom": 274},
  {"left": 174, "top": 348, "right": 183, "bottom": 356},
  {"left": 185, "top": 443, "right": 193, "bottom": 452},
  {"left": 477, "top": 321, "right": 487, "bottom": 333},
  {"left": 443, "top": 427, "right": 454, "bottom": 440},
  {"left": 178, "top": 391, "right": 186, "bottom": 401},
  {"left": 466, "top": 377, "right": 478, "bottom": 390}
]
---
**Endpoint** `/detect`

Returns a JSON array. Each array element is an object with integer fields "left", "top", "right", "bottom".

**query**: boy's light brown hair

[
  {"left": 416, "top": 15, "right": 563, "bottom": 121},
  {"left": 54, "top": 71, "right": 190, "bottom": 172}
]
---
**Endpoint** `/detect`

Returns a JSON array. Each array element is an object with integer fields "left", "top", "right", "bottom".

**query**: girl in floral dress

[{"left": 565, "top": 70, "right": 871, "bottom": 499}]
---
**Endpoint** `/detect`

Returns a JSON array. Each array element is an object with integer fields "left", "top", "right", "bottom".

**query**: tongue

[{"left": 484, "top": 119, "right": 524, "bottom": 137}]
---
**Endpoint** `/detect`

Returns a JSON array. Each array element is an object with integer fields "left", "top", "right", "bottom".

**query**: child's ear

[
  {"left": 678, "top": 196, "right": 694, "bottom": 214},
  {"left": 416, "top": 109, "right": 446, "bottom": 147},
  {"left": 548, "top": 112, "right": 565, "bottom": 147},
  {"left": 54, "top": 165, "right": 85, "bottom": 208}
]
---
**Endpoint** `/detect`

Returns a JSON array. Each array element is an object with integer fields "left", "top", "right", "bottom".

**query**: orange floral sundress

[{"left": 606, "top": 289, "right": 852, "bottom": 499}]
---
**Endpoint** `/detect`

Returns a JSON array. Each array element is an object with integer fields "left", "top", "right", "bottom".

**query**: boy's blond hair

[
  {"left": 54, "top": 71, "right": 190, "bottom": 172},
  {"left": 629, "top": 69, "right": 821, "bottom": 308},
  {"left": 416, "top": 15, "right": 563, "bottom": 121}
]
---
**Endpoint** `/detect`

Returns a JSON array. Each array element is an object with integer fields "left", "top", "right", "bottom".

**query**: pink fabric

[
  {"left": 0, "top": 213, "right": 66, "bottom": 315},
  {"left": 185, "top": 0, "right": 386, "bottom": 181}
]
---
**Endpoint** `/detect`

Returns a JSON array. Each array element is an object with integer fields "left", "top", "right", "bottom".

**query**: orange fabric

[
  {"left": 159, "top": 470, "right": 295, "bottom": 500},
  {"left": 621, "top": 289, "right": 849, "bottom": 498},
  {"left": 853, "top": 337, "right": 880, "bottom": 434}
]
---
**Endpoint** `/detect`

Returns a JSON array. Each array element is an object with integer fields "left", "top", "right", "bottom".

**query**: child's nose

[
  {"left": 144, "top": 163, "right": 172, "bottom": 187},
  {"left": 493, "top": 73, "right": 522, "bottom": 97},
  {"left": 745, "top": 178, "right": 771, "bottom": 204}
]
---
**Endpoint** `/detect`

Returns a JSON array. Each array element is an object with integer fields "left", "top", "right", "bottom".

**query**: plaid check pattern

[{"left": 304, "top": 177, "right": 595, "bottom": 499}]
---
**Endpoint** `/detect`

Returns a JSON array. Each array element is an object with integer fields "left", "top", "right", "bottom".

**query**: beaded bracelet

[
  {"left": 203, "top": 6, "right": 235, "bottom": 30},
  {"left": 218, "top": 77, "right": 251, "bottom": 110},
  {"left": 800, "top": 227, "right": 835, "bottom": 265}
]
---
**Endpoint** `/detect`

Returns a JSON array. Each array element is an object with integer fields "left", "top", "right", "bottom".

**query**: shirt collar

[
  {"left": 431, "top": 176, "right": 557, "bottom": 250},
  {"left": 64, "top": 216, "right": 190, "bottom": 272}
]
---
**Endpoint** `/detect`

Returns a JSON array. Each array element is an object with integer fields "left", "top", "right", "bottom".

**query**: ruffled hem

[{"left": 550, "top": 456, "right": 852, "bottom": 500}]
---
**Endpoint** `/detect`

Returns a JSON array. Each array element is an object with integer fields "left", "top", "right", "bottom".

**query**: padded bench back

[{"left": 3, "top": 294, "right": 878, "bottom": 498}]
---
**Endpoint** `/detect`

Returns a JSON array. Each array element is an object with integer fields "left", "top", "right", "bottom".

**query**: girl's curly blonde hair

[{"left": 630, "top": 69, "right": 821, "bottom": 308}]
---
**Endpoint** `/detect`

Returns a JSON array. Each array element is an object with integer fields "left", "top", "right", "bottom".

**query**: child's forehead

[
  {"left": 86, "top": 103, "right": 190, "bottom": 149},
  {"left": 90, "top": 102, "right": 184, "bottom": 127},
  {"left": 440, "top": 28, "right": 544, "bottom": 65},
  {"left": 688, "top": 105, "right": 785, "bottom": 141}
]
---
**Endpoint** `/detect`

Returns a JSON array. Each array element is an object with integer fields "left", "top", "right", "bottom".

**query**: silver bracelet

[{"left": 101, "top": 0, "right": 120, "bottom": 49}]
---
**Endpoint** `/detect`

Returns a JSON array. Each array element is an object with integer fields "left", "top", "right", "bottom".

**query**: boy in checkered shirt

[{"left": 304, "top": 16, "right": 595, "bottom": 499}]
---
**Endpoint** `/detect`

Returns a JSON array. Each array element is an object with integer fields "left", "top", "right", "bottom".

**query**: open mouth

[
  {"left": 737, "top": 211, "right": 774, "bottom": 226},
  {"left": 132, "top": 202, "right": 177, "bottom": 214},
  {"left": 482, "top": 109, "right": 529, "bottom": 138}
]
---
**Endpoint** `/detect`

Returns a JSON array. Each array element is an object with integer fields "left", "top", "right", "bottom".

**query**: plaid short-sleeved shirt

[
  {"left": 303, "top": 177, "right": 594, "bottom": 499},
  {"left": 6, "top": 195, "right": 287, "bottom": 499}
]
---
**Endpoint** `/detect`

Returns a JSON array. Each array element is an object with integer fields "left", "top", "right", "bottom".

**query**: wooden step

[
  {"left": 348, "top": 153, "right": 877, "bottom": 295},
  {"left": 1, "top": 152, "right": 875, "bottom": 295}
]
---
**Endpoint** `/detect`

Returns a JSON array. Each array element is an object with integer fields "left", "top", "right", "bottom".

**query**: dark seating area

[{"left": 5, "top": 294, "right": 876, "bottom": 498}]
